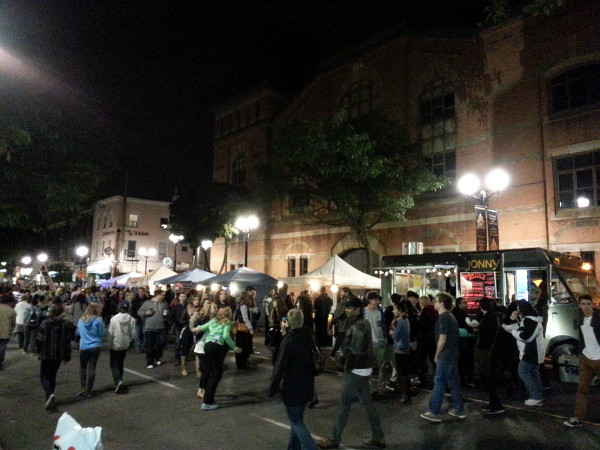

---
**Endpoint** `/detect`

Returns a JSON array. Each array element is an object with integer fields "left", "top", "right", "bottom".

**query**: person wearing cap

[
  {"left": 107, "top": 300, "right": 138, "bottom": 394},
  {"left": 317, "top": 296, "right": 385, "bottom": 449},
  {"left": 527, "top": 285, "right": 547, "bottom": 332},
  {"left": 364, "top": 291, "right": 393, "bottom": 396}
]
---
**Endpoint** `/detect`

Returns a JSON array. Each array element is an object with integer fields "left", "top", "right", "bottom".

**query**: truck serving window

[{"left": 553, "top": 268, "right": 600, "bottom": 304}]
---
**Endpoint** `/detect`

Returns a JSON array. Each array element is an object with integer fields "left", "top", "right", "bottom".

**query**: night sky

[{"left": 0, "top": 0, "right": 486, "bottom": 201}]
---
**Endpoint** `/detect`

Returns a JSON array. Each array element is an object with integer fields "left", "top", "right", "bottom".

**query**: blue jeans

[
  {"left": 79, "top": 347, "right": 101, "bottom": 392},
  {"left": 518, "top": 360, "right": 543, "bottom": 401},
  {"left": 135, "top": 321, "right": 144, "bottom": 351},
  {"left": 331, "top": 372, "right": 384, "bottom": 445},
  {"left": 285, "top": 405, "right": 318, "bottom": 450},
  {"left": 40, "top": 359, "right": 62, "bottom": 399},
  {"left": 429, "top": 359, "right": 464, "bottom": 415}
]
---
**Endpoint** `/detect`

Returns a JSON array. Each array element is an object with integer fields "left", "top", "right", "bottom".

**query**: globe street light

[
  {"left": 21, "top": 256, "right": 32, "bottom": 266},
  {"left": 37, "top": 253, "right": 48, "bottom": 264},
  {"left": 138, "top": 247, "right": 157, "bottom": 274},
  {"left": 235, "top": 215, "right": 259, "bottom": 267},
  {"left": 75, "top": 246, "right": 89, "bottom": 287},
  {"left": 458, "top": 169, "right": 509, "bottom": 251},
  {"left": 169, "top": 234, "right": 184, "bottom": 271}
]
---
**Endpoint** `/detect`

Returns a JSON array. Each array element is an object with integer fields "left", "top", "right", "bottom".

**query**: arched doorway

[{"left": 339, "top": 248, "right": 379, "bottom": 275}]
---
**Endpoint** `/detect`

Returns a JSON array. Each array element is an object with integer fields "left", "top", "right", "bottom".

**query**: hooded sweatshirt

[
  {"left": 108, "top": 312, "right": 138, "bottom": 351},
  {"left": 77, "top": 316, "right": 105, "bottom": 351},
  {"left": 503, "top": 315, "right": 544, "bottom": 364}
]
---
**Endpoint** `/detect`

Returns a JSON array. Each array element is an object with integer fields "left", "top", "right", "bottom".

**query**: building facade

[
  {"left": 211, "top": 2, "right": 600, "bottom": 282},
  {"left": 88, "top": 196, "right": 194, "bottom": 277}
]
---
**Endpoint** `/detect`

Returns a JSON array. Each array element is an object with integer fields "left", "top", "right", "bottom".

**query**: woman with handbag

[
  {"left": 235, "top": 291, "right": 256, "bottom": 370},
  {"left": 268, "top": 295, "right": 288, "bottom": 365},
  {"left": 194, "top": 306, "right": 241, "bottom": 410}
]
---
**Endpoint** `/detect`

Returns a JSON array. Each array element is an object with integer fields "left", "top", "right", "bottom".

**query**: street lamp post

[
  {"left": 169, "top": 234, "right": 184, "bottom": 272},
  {"left": 75, "top": 246, "right": 89, "bottom": 287},
  {"left": 138, "top": 247, "right": 157, "bottom": 274},
  {"left": 458, "top": 168, "right": 509, "bottom": 251},
  {"left": 201, "top": 240, "right": 212, "bottom": 271},
  {"left": 234, "top": 215, "right": 259, "bottom": 267}
]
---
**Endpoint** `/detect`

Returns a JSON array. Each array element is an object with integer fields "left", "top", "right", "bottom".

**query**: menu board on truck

[{"left": 460, "top": 272, "right": 496, "bottom": 309}]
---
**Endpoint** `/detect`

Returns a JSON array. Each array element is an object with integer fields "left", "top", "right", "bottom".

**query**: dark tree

[
  {"left": 169, "top": 182, "right": 256, "bottom": 273},
  {"left": 259, "top": 111, "right": 447, "bottom": 272}
]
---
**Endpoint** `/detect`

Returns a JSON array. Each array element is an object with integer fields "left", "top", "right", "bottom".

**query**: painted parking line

[
  {"left": 251, "top": 414, "right": 359, "bottom": 450},
  {"left": 124, "top": 368, "right": 182, "bottom": 390}
]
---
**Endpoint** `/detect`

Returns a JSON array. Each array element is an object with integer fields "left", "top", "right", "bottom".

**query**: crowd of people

[{"left": 1, "top": 280, "right": 599, "bottom": 448}]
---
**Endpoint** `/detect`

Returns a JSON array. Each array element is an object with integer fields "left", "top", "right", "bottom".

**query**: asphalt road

[{"left": 1, "top": 335, "right": 599, "bottom": 450}]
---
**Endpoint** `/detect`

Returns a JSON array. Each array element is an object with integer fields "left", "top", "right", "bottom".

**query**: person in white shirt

[
  {"left": 564, "top": 294, "right": 600, "bottom": 427},
  {"left": 13, "top": 293, "right": 32, "bottom": 352},
  {"left": 107, "top": 301, "right": 138, "bottom": 394}
]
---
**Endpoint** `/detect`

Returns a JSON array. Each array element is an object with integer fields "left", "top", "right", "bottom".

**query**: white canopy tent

[
  {"left": 279, "top": 255, "right": 381, "bottom": 290},
  {"left": 100, "top": 271, "right": 144, "bottom": 288},
  {"left": 133, "top": 266, "right": 177, "bottom": 293}
]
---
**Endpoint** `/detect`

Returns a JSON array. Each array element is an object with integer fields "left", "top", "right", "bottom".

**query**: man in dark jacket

[
  {"left": 564, "top": 295, "right": 600, "bottom": 427},
  {"left": 131, "top": 288, "right": 148, "bottom": 352},
  {"left": 270, "top": 308, "right": 317, "bottom": 449},
  {"left": 37, "top": 304, "right": 72, "bottom": 412},
  {"left": 317, "top": 296, "right": 385, "bottom": 449},
  {"left": 476, "top": 297, "right": 504, "bottom": 414},
  {"left": 314, "top": 287, "right": 333, "bottom": 348}
]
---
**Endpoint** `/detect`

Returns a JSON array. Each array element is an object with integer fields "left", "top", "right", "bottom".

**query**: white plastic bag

[{"left": 53, "top": 412, "right": 103, "bottom": 450}]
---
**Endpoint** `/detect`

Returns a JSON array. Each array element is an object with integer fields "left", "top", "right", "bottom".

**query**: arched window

[
  {"left": 341, "top": 79, "right": 378, "bottom": 119},
  {"left": 550, "top": 63, "right": 600, "bottom": 114},
  {"left": 232, "top": 153, "right": 246, "bottom": 186},
  {"left": 421, "top": 80, "right": 456, "bottom": 180}
]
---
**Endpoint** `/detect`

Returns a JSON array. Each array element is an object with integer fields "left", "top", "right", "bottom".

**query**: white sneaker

[
  {"left": 147, "top": 364, "right": 154, "bottom": 369},
  {"left": 155, "top": 360, "right": 162, "bottom": 366},
  {"left": 524, "top": 399, "right": 543, "bottom": 406},
  {"left": 45, "top": 394, "right": 56, "bottom": 411},
  {"left": 115, "top": 381, "right": 123, "bottom": 394}
]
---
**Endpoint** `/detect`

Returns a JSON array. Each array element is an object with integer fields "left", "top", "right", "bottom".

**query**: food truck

[{"left": 378, "top": 248, "right": 600, "bottom": 361}]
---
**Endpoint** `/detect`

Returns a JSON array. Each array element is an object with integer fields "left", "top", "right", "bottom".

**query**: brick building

[
  {"left": 87, "top": 196, "right": 194, "bottom": 278},
  {"left": 211, "top": 2, "right": 600, "bottom": 282}
]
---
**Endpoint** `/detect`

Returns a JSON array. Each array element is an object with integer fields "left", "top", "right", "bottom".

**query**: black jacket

[
  {"left": 270, "top": 327, "right": 315, "bottom": 406},
  {"left": 314, "top": 294, "right": 333, "bottom": 321},
  {"left": 476, "top": 311, "right": 499, "bottom": 351},
  {"left": 341, "top": 316, "right": 374, "bottom": 372},
  {"left": 578, "top": 310, "right": 600, "bottom": 354}
]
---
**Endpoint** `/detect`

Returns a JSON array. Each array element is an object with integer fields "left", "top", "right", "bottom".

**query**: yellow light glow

[
  {"left": 230, "top": 283, "right": 239, "bottom": 296},
  {"left": 330, "top": 284, "right": 339, "bottom": 293},
  {"left": 309, "top": 280, "right": 320, "bottom": 292},
  {"left": 210, "top": 283, "right": 220, "bottom": 292},
  {"left": 277, "top": 281, "right": 284, "bottom": 289},
  {"left": 582, "top": 262, "right": 592, "bottom": 271}
]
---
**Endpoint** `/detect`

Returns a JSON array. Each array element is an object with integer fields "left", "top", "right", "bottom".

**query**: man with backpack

[{"left": 24, "top": 297, "right": 42, "bottom": 353}]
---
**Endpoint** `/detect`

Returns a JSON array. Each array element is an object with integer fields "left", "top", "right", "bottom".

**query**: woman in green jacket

[{"left": 194, "top": 306, "right": 241, "bottom": 410}]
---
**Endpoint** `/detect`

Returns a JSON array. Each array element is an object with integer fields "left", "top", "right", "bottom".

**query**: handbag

[
  {"left": 193, "top": 339, "right": 205, "bottom": 354},
  {"left": 235, "top": 307, "right": 251, "bottom": 333},
  {"left": 312, "top": 343, "right": 325, "bottom": 376}
]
